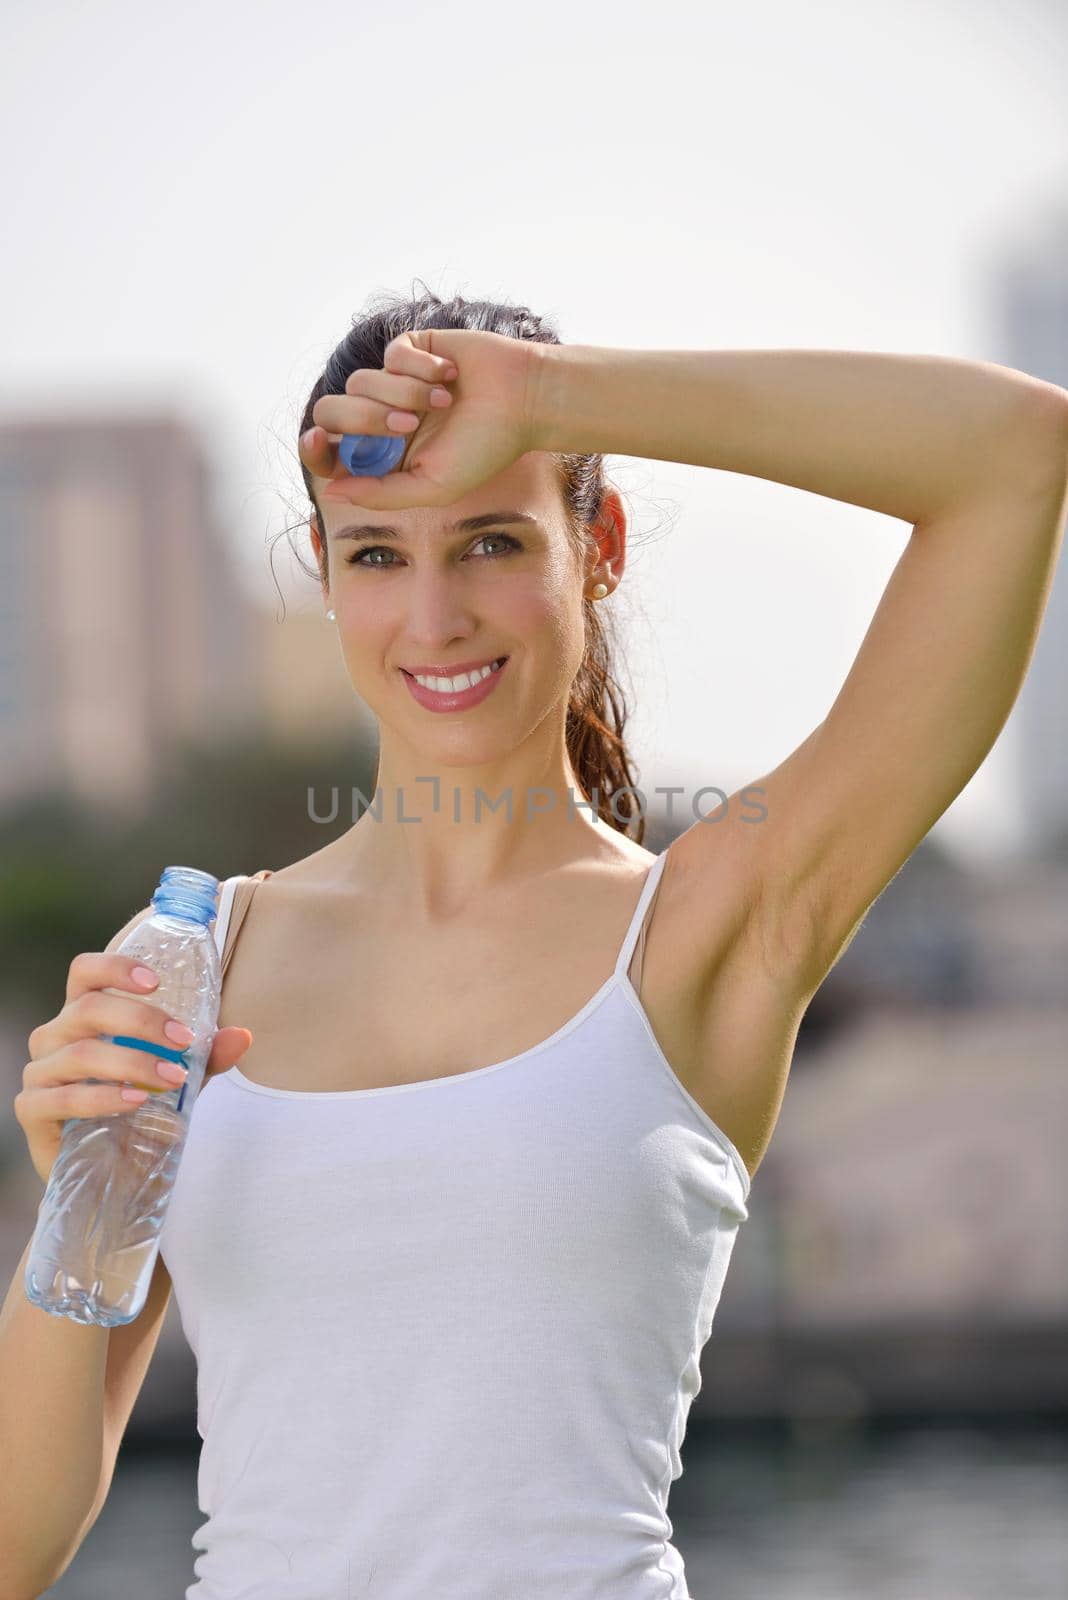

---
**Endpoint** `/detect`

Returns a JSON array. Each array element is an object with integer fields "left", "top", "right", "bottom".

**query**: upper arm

[{"left": 745, "top": 390, "right": 1068, "bottom": 989}]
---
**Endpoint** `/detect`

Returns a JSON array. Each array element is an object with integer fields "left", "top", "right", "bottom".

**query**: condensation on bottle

[{"left": 24, "top": 866, "right": 222, "bottom": 1327}]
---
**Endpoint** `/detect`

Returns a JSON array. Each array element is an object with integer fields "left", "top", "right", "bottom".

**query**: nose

[{"left": 402, "top": 569, "right": 479, "bottom": 651}]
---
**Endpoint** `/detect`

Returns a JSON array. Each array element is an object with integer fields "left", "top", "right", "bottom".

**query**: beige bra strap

[
  {"left": 221, "top": 869, "right": 273, "bottom": 977},
  {"left": 627, "top": 865, "right": 667, "bottom": 1000}
]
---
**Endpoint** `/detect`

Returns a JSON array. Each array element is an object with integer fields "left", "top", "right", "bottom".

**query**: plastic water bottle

[{"left": 24, "top": 866, "right": 222, "bottom": 1327}]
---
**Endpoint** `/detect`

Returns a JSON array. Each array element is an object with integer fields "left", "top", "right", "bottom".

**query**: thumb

[{"left": 205, "top": 1025, "right": 254, "bottom": 1079}]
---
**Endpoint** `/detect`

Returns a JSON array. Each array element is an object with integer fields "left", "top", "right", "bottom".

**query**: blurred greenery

[{"left": 0, "top": 729, "right": 378, "bottom": 1014}]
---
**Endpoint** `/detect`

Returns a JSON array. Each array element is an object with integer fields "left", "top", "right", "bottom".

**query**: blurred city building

[
  {"left": 0, "top": 413, "right": 373, "bottom": 818},
  {"left": 0, "top": 414, "right": 261, "bottom": 814}
]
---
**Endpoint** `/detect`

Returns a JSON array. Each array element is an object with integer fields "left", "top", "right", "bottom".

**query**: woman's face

[{"left": 309, "top": 450, "right": 624, "bottom": 771}]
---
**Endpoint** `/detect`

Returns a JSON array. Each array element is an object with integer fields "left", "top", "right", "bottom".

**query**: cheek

[
  {"left": 333, "top": 578, "right": 388, "bottom": 626},
  {"left": 523, "top": 575, "right": 588, "bottom": 682},
  {"left": 507, "top": 574, "right": 557, "bottom": 631},
  {"left": 512, "top": 571, "right": 584, "bottom": 645}
]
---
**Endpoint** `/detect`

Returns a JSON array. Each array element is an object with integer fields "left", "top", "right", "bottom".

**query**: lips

[{"left": 401, "top": 655, "right": 509, "bottom": 712}]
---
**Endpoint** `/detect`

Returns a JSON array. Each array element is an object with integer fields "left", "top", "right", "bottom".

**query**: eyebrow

[{"left": 329, "top": 511, "right": 542, "bottom": 542}]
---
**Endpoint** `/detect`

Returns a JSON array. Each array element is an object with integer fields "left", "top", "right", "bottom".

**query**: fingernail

[
  {"left": 429, "top": 387, "right": 452, "bottom": 407},
  {"left": 156, "top": 1059, "right": 188, "bottom": 1085},
  {"left": 165, "top": 1020, "right": 195, "bottom": 1045},
  {"left": 132, "top": 966, "right": 158, "bottom": 988},
  {"left": 442, "top": 365, "right": 459, "bottom": 380}
]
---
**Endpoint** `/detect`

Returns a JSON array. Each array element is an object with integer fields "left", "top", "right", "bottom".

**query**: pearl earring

[
  {"left": 326, "top": 609, "right": 336, "bottom": 622},
  {"left": 590, "top": 583, "right": 608, "bottom": 600}
]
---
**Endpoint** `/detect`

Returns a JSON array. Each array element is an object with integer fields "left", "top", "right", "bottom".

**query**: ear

[
  {"left": 309, "top": 512, "right": 330, "bottom": 599},
  {"left": 584, "top": 487, "right": 627, "bottom": 589}
]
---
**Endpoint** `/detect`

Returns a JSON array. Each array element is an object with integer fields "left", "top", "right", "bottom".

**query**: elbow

[
  {"left": 1015, "top": 381, "right": 1068, "bottom": 471},
  {"left": 985, "top": 382, "right": 1068, "bottom": 514}
]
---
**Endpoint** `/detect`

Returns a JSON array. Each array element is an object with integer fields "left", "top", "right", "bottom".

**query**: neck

[{"left": 326, "top": 742, "right": 612, "bottom": 919}]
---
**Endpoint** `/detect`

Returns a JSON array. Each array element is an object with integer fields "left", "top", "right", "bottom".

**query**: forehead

[{"left": 316, "top": 450, "right": 560, "bottom": 539}]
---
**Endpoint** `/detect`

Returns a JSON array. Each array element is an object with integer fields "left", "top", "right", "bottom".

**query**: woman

[{"left": 9, "top": 288, "right": 1067, "bottom": 1597}]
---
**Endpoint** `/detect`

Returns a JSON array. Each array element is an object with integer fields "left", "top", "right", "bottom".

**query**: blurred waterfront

[{"left": 46, "top": 1423, "right": 1068, "bottom": 1598}]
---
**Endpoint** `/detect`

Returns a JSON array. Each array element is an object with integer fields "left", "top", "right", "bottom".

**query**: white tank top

[{"left": 160, "top": 847, "right": 752, "bottom": 1599}]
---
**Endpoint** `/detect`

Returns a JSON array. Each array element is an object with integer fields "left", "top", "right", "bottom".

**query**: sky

[{"left": 2, "top": 0, "right": 1065, "bottom": 863}]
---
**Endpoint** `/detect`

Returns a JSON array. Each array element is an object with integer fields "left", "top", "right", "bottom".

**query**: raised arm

[{"left": 531, "top": 342, "right": 1068, "bottom": 990}]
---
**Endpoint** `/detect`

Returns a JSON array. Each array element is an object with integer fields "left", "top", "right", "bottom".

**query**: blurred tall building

[
  {"left": 0, "top": 414, "right": 263, "bottom": 814},
  {"left": 994, "top": 203, "right": 1068, "bottom": 855}
]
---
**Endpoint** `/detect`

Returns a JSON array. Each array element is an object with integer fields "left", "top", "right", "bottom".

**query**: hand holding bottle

[
  {"left": 298, "top": 327, "right": 543, "bottom": 510},
  {"left": 16, "top": 951, "right": 253, "bottom": 1186}
]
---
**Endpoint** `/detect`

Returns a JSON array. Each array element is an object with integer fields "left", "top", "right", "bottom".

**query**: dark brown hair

[{"left": 275, "top": 284, "right": 647, "bottom": 842}]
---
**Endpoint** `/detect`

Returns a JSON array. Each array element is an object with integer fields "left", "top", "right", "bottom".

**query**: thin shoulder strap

[
  {"left": 628, "top": 857, "right": 669, "bottom": 999},
  {"left": 213, "top": 877, "right": 242, "bottom": 962},
  {"left": 613, "top": 850, "right": 669, "bottom": 990},
  {"left": 215, "top": 870, "right": 273, "bottom": 977}
]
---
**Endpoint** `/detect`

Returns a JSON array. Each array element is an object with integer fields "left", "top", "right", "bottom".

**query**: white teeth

[{"left": 413, "top": 659, "right": 501, "bottom": 693}]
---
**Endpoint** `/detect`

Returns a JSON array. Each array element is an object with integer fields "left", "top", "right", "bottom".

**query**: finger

[
  {"left": 23, "top": 1036, "right": 181, "bottom": 1094},
  {"left": 343, "top": 368, "right": 453, "bottom": 416},
  {"left": 311, "top": 391, "right": 431, "bottom": 439},
  {"left": 205, "top": 1026, "right": 254, "bottom": 1078},
  {"left": 57, "top": 988, "right": 189, "bottom": 1056},
  {"left": 298, "top": 425, "right": 340, "bottom": 479},
  {"left": 384, "top": 331, "right": 459, "bottom": 385},
  {"left": 65, "top": 951, "right": 161, "bottom": 1007}
]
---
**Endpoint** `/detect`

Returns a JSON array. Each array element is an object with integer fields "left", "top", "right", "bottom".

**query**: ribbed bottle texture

[{"left": 24, "top": 867, "right": 222, "bottom": 1327}]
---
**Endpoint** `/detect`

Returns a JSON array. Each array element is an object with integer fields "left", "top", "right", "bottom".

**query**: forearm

[
  {"left": 0, "top": 1235, "right": 108, "bottom": 1596},
  {"left": 531, "top": 343, "right": 1066, "bottom": 525}
]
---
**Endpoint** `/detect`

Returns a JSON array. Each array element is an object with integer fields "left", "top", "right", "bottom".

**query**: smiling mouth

[{"left": 400, "top": 656, "right": 509, "bottom": 690}]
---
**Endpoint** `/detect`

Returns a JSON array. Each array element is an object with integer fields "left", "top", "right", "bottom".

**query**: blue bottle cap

[
  {"left": 338, "top": 434, "right": 408, "bottom": 477},
  {"left": 153, "top": 866, "right": 220, "bottom": 927}
]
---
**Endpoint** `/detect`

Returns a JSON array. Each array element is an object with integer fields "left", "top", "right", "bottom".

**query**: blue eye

[{"left": 344, "top": 533, "right": 522, "bottom": 569}]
